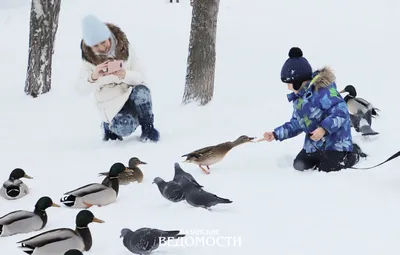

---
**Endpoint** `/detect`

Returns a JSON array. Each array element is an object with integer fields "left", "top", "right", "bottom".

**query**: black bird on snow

[
  {"left": 64, "top": 249, "right": 83, "bottom": 255},
  {"left": 173, "top": 163, "right": 203, "bottom": 188},
  {"left": 179, "top": 177, "right": 232, "bottom": 210},
  {"left": 340, "top": 85, "right": 380, "bottom": 136},
  {"left": 152, "top": 177, "right": 185, "bottom": 203},
  {"left": 120, "top": 227, "right": 185, "bottom": 254}
]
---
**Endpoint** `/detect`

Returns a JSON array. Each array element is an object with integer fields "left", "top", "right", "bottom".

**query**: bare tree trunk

[
  {"left": 183, "top": 0, "right": 220, "bottom": 105},
  {"left": 24, "top": 0, "right": 61, "bottom": 98}
]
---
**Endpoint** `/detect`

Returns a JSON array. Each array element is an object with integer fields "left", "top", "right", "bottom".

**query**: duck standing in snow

[
  {"left": 0, "top": 196, "right": 59, "bottom": 237},
  {"left": 182, "top": 135, "right": 255, "bottom": 174},
  {"left": 0, "top": 168, "right": 33, "bottom": 200},
  {"left": 60, "top": 162, "right": 128, "bottom": 208},
  {"left": 340, "top": 85, "right": 380, "bottom": 136},
  {"left": 99, "top": 157, "right": 147, "bottom": 185},
  {"left": 17, "top": 210, "right": 104, "bottom": 254}
]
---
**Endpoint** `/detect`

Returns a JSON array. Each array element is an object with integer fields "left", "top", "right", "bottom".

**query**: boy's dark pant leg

[
  {"left": 318, "top": 151, "right": 348, "bottom": 172},
  {"left": 293, "top": 149, "right": 320, "bottom": 171},
  {"left": 294, "top": 145, "right": 363, "bottom": 172},
  {"left": 342, "top": 151, "right": 360, "bottom": 168}
]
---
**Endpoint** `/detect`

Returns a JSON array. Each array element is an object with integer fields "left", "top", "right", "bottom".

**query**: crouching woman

[
  {"left": 262, "top": 47, "right": 366, "bottom": 172},
  {"left": 75, "top": 15, "right": 159, "bottom": 142}
]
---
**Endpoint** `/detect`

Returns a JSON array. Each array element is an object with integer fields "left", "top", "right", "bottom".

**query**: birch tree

[
  {"left": 183, "top": 0, "right": 220, "bottom": 105},
  {"left": 24, "top": 0, "right": 61, "bottom": 98}
]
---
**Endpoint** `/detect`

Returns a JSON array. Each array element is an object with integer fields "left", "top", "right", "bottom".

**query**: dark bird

[
  {"left": 340, "top": 85, "right": 379, "bottom": 136},
  {"left": 179, "top": 178, "right": 232, "bottom": 210},
  {"left": 64, "top": 249, "right": 83, "bottom": 255},
  {"left": 152, "top": 177, "right": 185, "bottom": 202},
  {"left": 357, "top": 118, "right": 379, "bottom": 136},
  {"left": 120, "top": 227, "right": 185, "bottom": 254},
  {"left": 173, "top": 163, "right": 203, "bottom": 188}
]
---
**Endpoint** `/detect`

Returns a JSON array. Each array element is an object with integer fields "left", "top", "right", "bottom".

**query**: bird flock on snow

[{"left": 0, "top": 85, "right": 380, "bottom": 255}]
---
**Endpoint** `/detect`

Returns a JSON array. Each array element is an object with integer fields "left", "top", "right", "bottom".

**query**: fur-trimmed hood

[
  {"left": 80, "top": 23, "right": 130, "bottom": 65},
  {"left": 287, "top": 66, "right": 337, "bottom": 102},
  {"left": 310, "top": 66, "right": 336, "bottom": 89}
]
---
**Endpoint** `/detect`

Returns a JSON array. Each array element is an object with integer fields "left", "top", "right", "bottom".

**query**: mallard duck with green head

[
  {"left": 182, "top": 135, "right": 255, "bottom": 174},
  {"left": 0, "top": 196, "right": 59, "bottom": 237},
  {"left": 60, "top": 162, "right": 128, "bottom": 208},
  {"left": 99, "top": 157, "right": 147, "bottom": 185},
  {"left": 340, "top": 85, "right": 380, "bottom": 136},
  {"left": 17, "top": 210, "right": 104, "bottom": 255},
  {"left": 0, "top": 168, "right": 33, "bottom": 200}
]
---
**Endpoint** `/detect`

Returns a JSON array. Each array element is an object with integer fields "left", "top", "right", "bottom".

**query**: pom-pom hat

[{"left": 280, "top": 47, "right": 313, "bottom": 90}]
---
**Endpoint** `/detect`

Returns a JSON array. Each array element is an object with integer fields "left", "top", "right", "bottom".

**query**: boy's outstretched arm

[{"left": 273, "top": 112, "right": 303, "bottom": 141}]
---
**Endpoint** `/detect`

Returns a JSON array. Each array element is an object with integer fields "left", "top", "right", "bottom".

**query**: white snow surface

[{"left": 1, "top": 0, "right": 400, "bottom": 254}]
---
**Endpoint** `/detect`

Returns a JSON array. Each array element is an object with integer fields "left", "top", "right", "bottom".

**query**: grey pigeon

[
  {"left": 64, "top": 249, "right": 83, "bottom": 255},
  {"left": 357, "top": 118, "right": 379, "bottom": 136},
  {"left": 173, "top": 163, "right": 203, "bottom": 188},
  {"left": 120, "top": 227, "right": 185, "bottom": 254},
  {"left": 350, "top": 114, "right": 379, "bottom": 136},
  {"left": 179, "top": 177, "right": 232, "bottom": 210},
  {"left": 152, "top": 177, "right": 185, "bottom": 202}
]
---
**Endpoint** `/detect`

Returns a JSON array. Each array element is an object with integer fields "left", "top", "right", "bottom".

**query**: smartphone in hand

[{"left": 107, "top": 60, "right": 123, "bottom": 74}]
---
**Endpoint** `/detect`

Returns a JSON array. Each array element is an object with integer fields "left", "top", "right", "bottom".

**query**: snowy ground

[{"left": 0, "top": 0, "right": 400, "bottom": 254}]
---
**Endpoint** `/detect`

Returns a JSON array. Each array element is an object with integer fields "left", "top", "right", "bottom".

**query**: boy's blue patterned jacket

[{"left": 273, "top": 67, "right": 353, "bottom": 153}]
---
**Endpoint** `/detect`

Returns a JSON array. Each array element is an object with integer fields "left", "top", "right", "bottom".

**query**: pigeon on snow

[
  {"left": 173, "top": 163, "right": 203, "bottom": 188},
  {"left": 152, "top": 177, "right": 185, "bottom": 202},
  {"left": 179, "top": 177, "right": 232, "bottom": 210},
  {"left": 357, "top": 118, "right": 379, "bottom": 136},
  {"left": 64, "top": 249, "right": 83, "bottom": 255},
  {"left": 120, "top": 227, "right": 185, "bottom": 254}
]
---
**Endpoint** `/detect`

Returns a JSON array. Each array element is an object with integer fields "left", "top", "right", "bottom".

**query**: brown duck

[
  {"left": 181, "top": 135, "right": 255, "bottom": 174},
  {"left": 99, "top": 157, "right": 147, "bottom": 185}
]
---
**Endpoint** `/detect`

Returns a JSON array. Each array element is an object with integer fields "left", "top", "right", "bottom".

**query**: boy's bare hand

[
  {"left": 257, "top": 132, "right": 275, "bottom": 142},
  {"left": 310, "top": 127, "right": 326, "bottom": 141}
]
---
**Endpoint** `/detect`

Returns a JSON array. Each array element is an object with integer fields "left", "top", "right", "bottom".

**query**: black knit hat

[{"left": 280, "top": 47, "right": 313, "bottom": 90}]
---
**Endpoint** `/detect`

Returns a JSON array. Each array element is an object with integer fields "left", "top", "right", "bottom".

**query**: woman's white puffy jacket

[{"left": 75, "top": 46, "right": 146, "bottom": 123}]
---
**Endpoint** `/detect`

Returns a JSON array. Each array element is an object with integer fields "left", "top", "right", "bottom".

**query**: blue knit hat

[
  {"left": 280, "top": 47, "right": 312, "bottom": 90},
  {"left": 81, "top": 15, "right": 111, "bottom": 47}
]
